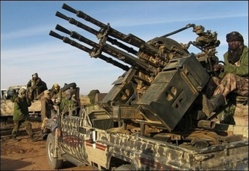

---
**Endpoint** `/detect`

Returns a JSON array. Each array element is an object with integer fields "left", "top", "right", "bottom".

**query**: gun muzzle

[{"left": 197, "top": 120, "right": 216, "bottom": 129}]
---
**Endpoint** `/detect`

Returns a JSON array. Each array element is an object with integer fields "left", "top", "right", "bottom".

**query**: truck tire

[
  {"left": 115, "top": 164, "right": 136, "bottom": 171},
  {"left": 46, "top": 133, "right": 63, "bottom": 169}
]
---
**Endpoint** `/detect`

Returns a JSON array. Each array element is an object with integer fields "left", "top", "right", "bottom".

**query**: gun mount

[{"left": 50, "top": 3, "right": 221, "bottom": 132}]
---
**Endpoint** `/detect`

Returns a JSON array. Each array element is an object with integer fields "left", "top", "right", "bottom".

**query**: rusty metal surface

[{"left": 57, "top": 115, "right": 248, "bottom": 170}]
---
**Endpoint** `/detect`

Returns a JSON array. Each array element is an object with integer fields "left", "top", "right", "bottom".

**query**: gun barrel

[
  {"left": 61, "top": 3, "right": 159, "bottom": 55},
  {"left": 55, "top": 24, "right": 70, "bottom": 35},
  {"left": 55, "top": 11, "right": 70, "bottom": 21},
  {"left": 55, "top": 24, "right": 154, "bottom": 75},
  {"left": 56, "top": 11, "right": 138, "bottom": 56},
  {"left": 55, "top": 24, "right": 98, "bottom": 48},
  {"left": 62, "top": 3, "right": 107, "bottom": 29},
  {"left": 50, "top": 30, "right": 92, "bottom": 53},
  {"left": 53, "top": 4, "right": 168, "bottom": 76},
  {"left": 50, "top": 30, "right": 130, "bottom": 71},
  {"left": 49, "top": 30, "right": 64, "bottom": 40},
  {"left": 98, "top": 56, "right": 130, "bottom": 71},
  {"left": 62, "top": 3, "right": 77, "bottom": 14},
  {"left": 56, "top": 11, "right": 99, "bottom": 36}
]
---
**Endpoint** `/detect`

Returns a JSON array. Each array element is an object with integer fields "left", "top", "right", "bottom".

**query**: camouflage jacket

[
  {"left": 221, "top": 46, "right": 248, "bottom": 78},
  {"left": 60, "top": 97, "right": 78, "bottom": 114},
  {"left": 27, "top": 77, "right": 48, "bottom": 95},
  {"left": 13, "top": 96, "right": 32, "bottom": 121}
]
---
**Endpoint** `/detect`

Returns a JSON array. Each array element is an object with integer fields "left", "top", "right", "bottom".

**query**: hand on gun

[{"left": 213, "top": 64, "right": 224, "bottom": 72}]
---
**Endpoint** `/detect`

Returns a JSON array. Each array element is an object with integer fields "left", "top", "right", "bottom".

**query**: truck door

[{"left": 60, "top": 115, "right": 87, "bottom": 160}]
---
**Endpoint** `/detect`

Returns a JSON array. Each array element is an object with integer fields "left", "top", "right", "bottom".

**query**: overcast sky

[{"left": 1, "top": 1, "right": 248, "bottom": 94}]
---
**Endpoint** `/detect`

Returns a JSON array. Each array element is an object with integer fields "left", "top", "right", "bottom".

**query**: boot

[
  {"left": 42, "top": 133, "right": 48, "bottom": 140},
  {"left": 41, "top": 130, "right": 48, "bottom": 140},
  {"left": 202, "top": 94, "right": 225, "bottom": 118},
  {"left": 30, "top": 135, "right": 36, "bottom": 142},
  {"left": 12, "top": 136, "right": 18, "bottom": 141}
]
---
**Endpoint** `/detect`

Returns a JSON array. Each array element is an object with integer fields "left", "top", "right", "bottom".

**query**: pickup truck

[
  {"left": 46, "top": 3, "right": 248, "bottom": 170},
  {"left": 46, "top": 91, "right": 248, "bottom": 170}
]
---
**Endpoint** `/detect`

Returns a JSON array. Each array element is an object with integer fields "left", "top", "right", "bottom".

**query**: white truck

[{"left": 1, "top": 85, "right": 42, "bottom": 120}]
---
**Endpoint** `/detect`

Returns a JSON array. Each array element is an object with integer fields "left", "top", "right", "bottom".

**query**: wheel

[
  {"left": 46, "top": 133, "right": 63, "bottom": 169},
  {"left": 115, "top": 164, "right": 136, "bottom": 171}
]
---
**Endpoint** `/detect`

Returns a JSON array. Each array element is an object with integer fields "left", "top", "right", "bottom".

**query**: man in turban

[{"left": 202, "top": 31, "right": 248, "bottom": 118}]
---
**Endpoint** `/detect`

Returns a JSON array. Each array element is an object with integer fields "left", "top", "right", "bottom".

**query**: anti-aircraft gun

[
  {"left": 49, "top": 3, "right": 221, "bottom": 132},
  {"left": 46, "top": 4, "right": 248, "bottom": 170},
  {"left": 49, "top": 3, "right": 248, "bottom": 141}
]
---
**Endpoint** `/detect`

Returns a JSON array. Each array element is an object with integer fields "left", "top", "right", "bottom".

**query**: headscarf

[
  {"left": 18, "top": 88, "right": 26, "bottom": 98},
  {"left": 226, "top": 31, "right": 244, "bottom": 64}
]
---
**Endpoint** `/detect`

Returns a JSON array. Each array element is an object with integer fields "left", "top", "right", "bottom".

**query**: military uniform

[
  {"left": 40, "top": 90, "right": 55, "bottom": 138},
  {"left": 203, "top": 31, "right": 248, "bottom": 118},
  {"left": 41, "top": 93, "right": 54, "bottom": 123},
  {"left": 12, "top": 89, "right": 34, "bottom": 140},
  {"left": 60, "top": 97, "right": 79, "bottom": 115},
  {"left": 27, "top": 73, "right": 48, "bottom": 100},
  {"left": 49, "top": 83, "right": 62, "bottom": 105},
  {"left": 60, "top": 89, "right": 79, "bottom": 116},
  {"left": 214, "top": 46, "right": 248, "bottom": 97}
]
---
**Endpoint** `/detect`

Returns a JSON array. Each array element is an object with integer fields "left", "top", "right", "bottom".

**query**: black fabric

[
  {"left": 227, "top": 45, "right": 244, "bottom": 64},
  {"left": 226, "top": 31, "right": 244, "bottom": 42}
]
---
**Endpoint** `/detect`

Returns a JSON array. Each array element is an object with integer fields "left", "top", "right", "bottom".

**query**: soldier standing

[
  {"left": 202, "top": 31, "right": 248, "bottom": 117},
  {"left": 27, "top": 73, "right": 48, "bottom": 101},
  {"left": 40, "top": 90, "right": 55, "bottom": 139},
  {"left": 12, "top": 88, "right": 35, "bottom": 141}
]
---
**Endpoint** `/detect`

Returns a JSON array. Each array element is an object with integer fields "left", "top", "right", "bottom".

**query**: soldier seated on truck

[
  {"left": 202, "top": 31, "right": 248, "bottom": 123},
  {"left": 27, "top": 73, "right": 48, "bottom": 101}
]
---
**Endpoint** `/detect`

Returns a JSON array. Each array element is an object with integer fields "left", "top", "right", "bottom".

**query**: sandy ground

[
  {"left": 0, "top": 96, "right": 95, "bottom": 170},
  {"left": 0, "top": 121, "right": 94, "bottom": 171}
]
